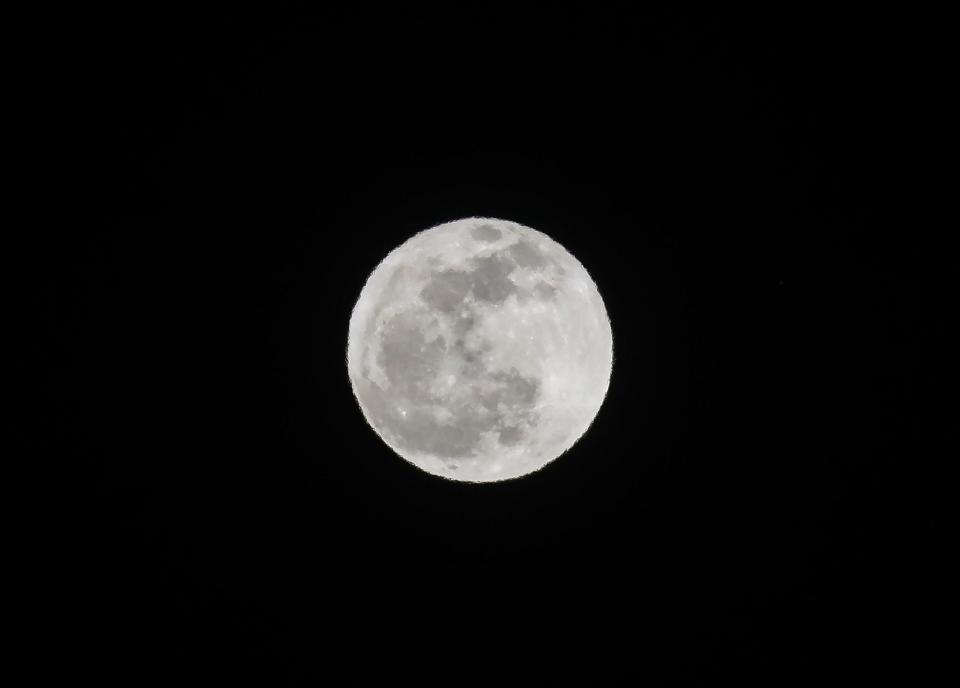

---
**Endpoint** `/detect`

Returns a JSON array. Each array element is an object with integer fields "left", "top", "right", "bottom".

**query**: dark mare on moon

[{"left": 355, "top": 229, "right": 560, "bottom": 470}]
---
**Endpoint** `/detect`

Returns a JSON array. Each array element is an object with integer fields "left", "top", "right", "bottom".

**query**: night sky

[{"left": 47, "top": 5, "right": 942, "bottom": 684}]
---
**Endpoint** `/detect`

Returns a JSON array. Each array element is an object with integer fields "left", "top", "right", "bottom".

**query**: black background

[{"left": 48, "top": 5, "right": 943, "bottom": 684}]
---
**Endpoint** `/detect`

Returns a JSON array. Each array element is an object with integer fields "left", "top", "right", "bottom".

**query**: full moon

[{"left": 347, "top": 217, "right": 613, "bottom": 482}]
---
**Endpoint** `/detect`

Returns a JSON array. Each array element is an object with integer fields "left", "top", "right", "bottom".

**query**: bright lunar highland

[{"left": 347, "top": 217, "right": 613, "bottom": 482}]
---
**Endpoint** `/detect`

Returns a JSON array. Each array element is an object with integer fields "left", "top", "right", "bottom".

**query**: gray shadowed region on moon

[{"left": 347, "top": 217, "right": 613, "bottom": 482}]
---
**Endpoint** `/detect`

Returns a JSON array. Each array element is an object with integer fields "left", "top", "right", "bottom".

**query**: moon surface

[{"left": 347, "top": 217, "right": 613, "bottom": 482}]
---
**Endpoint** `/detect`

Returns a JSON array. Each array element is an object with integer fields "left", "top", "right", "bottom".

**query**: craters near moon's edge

[
  {"left": 470, "top": 223, "right": 503, "bottom": 243},
  {"left": 418, "top": 237, "right": 557, "bottom": 314}
]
